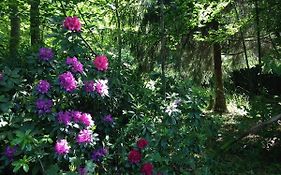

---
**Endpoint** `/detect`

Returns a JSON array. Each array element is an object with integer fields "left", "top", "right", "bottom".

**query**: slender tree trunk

[
  {"left": 255, "top": 0, "right": 262, "bottom": 65},
  {"left": 213, "top": 42, "right": 227, "bottom": 113},
  {"left": 115, "top": 0, "right": 122, "bottom": 69},
  {"left": 160, "top": 0, "right": 166, "bottom": 93},
  {"left": 213, "top": 22, "right": 227, "bottom": 113},
  {"left": 234, "top": 4, "right": 249, "bottom": 69},
  {"left": 30, "top": 0, "right": 40, "bottom": 46},
  {"left": 9, "top": 0, "right": 20, "bottom": 63}
]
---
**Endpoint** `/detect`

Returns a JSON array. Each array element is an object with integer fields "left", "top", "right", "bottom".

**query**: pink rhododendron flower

[
  {"left": 93, "top": 55, "right": 109, "bottom": 71},
  {"left": 80, "top": 113, "right": 94, "bottom": 126},
  {"left": 95, "top": 79, "right": 109, "bottom": 97},
  {"left": 55, "top": 139, "right": 70, "bottom": 155},
  {"left": 59, "top": 71, "right": 77, "bottom": 92},
  {"left": 63, "top": 16, "right": 81, "bottom": 32},
  {"left": 137, "top": 138, "right": 148, "bottom": 149},
  {"left": 128, "top": 149, "right": 142, "bottom": 164},
  {"left": 77, "top": 129, "right": 93, "bottom": 143},
  {"left": 140, "top": 163, "right": 154, "bottom": 175}
]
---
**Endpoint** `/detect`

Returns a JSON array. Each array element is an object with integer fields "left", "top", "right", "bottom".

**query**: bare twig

[
  {"left": 75, "top": 4, "right": 103, "bottom": 50},
  {"left": 38, "top": 157, "right": 46, "bottom": 174},
  {"left": 77, "top": 33, "right": 98, "bottom": 56}
]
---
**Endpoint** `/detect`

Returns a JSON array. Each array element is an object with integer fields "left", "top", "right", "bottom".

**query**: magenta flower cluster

[
  {"left": 59, "top": 71, "right": 77, "bottom": 92},
  {"left": 57, "top": 110, "right": 94, "bottom": 127},
  {"left": 36, "top": 80, "right": 50, "bottom": 94},
  {"left": 93, "top": 55, "right": 109, "bottom": 71},
  {"left": 36, "top": 98, "right": 53, "bottom": 114},
  {"left": 39, "top": 47, "right": 54, "bottom": 61},
  {"left": 76, "top": 129, "right": 93, "bottom": 143},
  {"left": 63, "top": 16, "right": 81, "bottom": 32},
  {"left": 95, "top": 79, "right": 109, "bottom": 97},
  {"left": 55, "top": 139, "right": 70, "bottom": 155},
  {"left": 66, "top": 57, "right": 84, "bottom": 73},
  {"left": 83, "top": 79, "right": 109, "bottom": 97}
]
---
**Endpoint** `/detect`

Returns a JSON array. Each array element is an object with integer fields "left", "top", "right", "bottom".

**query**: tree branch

[{"left": 221, "top": 113, "right": 281, "bottom": 152}]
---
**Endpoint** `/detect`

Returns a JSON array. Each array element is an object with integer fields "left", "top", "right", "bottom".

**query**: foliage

[{"left": 0, "top": 0, "right": 281, "bottom": 174}]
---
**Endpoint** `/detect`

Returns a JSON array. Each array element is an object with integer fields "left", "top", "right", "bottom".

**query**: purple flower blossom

[
  {"left": 39, "top": 47, "right": 54, "bottom": 61},
  {"left": 66, "top": 57, "right": 78, "bottom": 65},
  {"left": 4, "top": 146, "right": 16, "bottom": 159},
  {"left": 103, "top": 114, "right": 113, "bottom": 123},
  {"left": 72, "top": 62, "right": 83, "bottom": 73},
  {"left": 76, "top": 129, "right": 93, "bottom": 143},
  {"left": 55, "top": 139, "right": 70, "bottom": 155},
  {"left": 80, "top": 113, "right": 93, "bottom": 126},
  {"left": 66, "top": 57, "right": 83, "bottom": 73},
  {"left": 84, "top": 81, "right": 95, "bottom": 93},
  {"left": 36, "top": 98, "right": 53, "bottom": 114},
  {"left": 59, "top": 71, "right": 77, "bottom": 92},
  {"left": 78, "top": 167, "right": 88, "bottom": 175},
  {"left": 57, "top": 111, "right": 72, "bottom": 125},
  {"left": 36, "top": 80, "right": 50, "bottom": 94},
  {"left": 72, "top": 111, "right": 82, "bottom": 123},
  {"left": 91, "top": 148, "right": 108, "bottom": 161},
  {"left": 95, "top": 79, "right": 109, "bottom": 97}
]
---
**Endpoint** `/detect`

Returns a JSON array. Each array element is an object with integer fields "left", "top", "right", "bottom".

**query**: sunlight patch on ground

[{"left": 227, "top": 101, "right": 248, "bottom": 117}]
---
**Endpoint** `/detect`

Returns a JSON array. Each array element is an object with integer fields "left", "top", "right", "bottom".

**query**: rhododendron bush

[
  {"left": 0, "top": 16, "right": 114, "bottom": 174},
  {"left": 0, "top": 14, "right": 210, "bottom": 175}
]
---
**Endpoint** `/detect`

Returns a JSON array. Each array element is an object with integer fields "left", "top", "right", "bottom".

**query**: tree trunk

[
  {"left": 213, "top": 21, "right": 227, "bottom": 113},
  {"left": 9, "top": 0, "right": 20, "bottom": 64},
  {"left": 115, "top": 0, "right": 122, "bottom": 69},
  {"left": 30, "top": 0, "right": 40, "bottom": 46},
  {"left": 255, "top": 0, "right": 262, "bottom": 65},
  {"left": 234, "top": 4, "right": 249, "bottom": 69},
  {"left": 160, "top": 0, "right": 166, "bottom": 93}
]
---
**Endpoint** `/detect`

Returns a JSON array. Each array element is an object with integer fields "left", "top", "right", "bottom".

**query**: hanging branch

[
  {"left": 77, "top": 32, "right": 98, "bottom": 56},
  {"left": 75, "top": 4, "right": 103, "bottom": 50}
]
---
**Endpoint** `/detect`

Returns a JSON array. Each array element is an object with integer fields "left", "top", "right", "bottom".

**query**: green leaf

[
  {"left": 46, "top": 164, "right": 59, "bottom": 175},
  {"left": 23, "top": 164, "right": 29, "bottom": 172}
]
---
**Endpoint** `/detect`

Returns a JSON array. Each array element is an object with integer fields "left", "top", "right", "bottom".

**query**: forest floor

[{"left": 209, "top": 94, "right": 281, "bottom": 175}]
